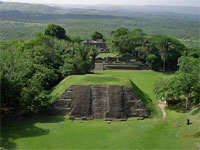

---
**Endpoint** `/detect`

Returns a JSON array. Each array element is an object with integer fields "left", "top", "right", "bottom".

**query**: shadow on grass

[
  {"left": 130, "top": 81, "right": 156, "bottom": 116},
  {"left": 1, "top": 115, "right": 66, "bottom": 149},
  {"left": 0, "top": 138, "right": 16, "bottom": 150},
  {"left": 167, "top": 104, "right": 200, "bottom": 114},
  {"left": 153, "top": 70, "right": 175, "bottom": 75},
  {"left": 167, "top": 105, "right": 186, "bottom": 113},
  {"left": 191, "top": 107, "right": 200, "bottom": 115}
]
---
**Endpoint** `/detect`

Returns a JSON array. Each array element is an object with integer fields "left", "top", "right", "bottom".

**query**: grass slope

[
  {"left": 1, "top": 70, "right": 200, "bottom": 149},
  {"left": 97, "top": 53, "right": 118, "bottom": 58},
  {"left": 50, "top": 74, "right": 133, "bottom": 102},
  {"left": 2, "top": 110, "right": 199, "bottom": 149},
  {"left": 96, "top": 70, "right": 173, "bottom": 117}
]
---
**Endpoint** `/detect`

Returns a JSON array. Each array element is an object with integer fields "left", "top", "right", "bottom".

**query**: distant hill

[
  {"left": 0, "top": 1, "right": 67, "bottom": 14},
  {"left": 0, "top": 2, "right": 199, "bottom": 16},
  {"left": 0, "top": 2, "right": 199, "bottom": 48},
  {"left": 54, "top": 4, "right": 199, "bottom": 16}
]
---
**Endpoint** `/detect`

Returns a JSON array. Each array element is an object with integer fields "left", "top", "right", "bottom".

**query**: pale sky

[{"left": 1, "top": 0, "right": 199, "bottom": 7}]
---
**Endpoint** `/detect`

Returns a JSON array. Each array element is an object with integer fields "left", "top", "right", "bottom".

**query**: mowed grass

[
  {"left": 95, "top": 70, "right": 173, "bottom": 117},
  {"left": 97, "top": 52, "right": 118, "bottom": 58},
  {"left": 2, "top": 112, "right": 199, "bottom": 149},
  {"left": 1, "top": 70, "right": 200, "bottom": 149},
  {"left": 50, "top": 74, "right": 133, "bottom": 102}
]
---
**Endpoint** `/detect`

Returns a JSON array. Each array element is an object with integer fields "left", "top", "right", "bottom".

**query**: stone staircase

[
  {"left": 51, "top": 89, "right": 73, "bottom": 114},
  {"left": 52, "top": 85, "right": 150, "bottom": 120}
]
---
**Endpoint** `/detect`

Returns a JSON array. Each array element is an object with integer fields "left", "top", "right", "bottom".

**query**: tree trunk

[
  {"left": 163, "top": 58, "right": 166, "bottom": 72},
  {"left": 185, "top": 97, "right": 189, "bottom": 111},
  {"left": 137, "top": 52, "right": 141, "bottom": 60}
]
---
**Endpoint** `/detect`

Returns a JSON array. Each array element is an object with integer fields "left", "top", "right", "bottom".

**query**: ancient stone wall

[
  {"left": 83, "top": 40, "right": 110, "bottom": 53},
  {"left": 95, "top": 64, "right": 142, "bottom": 71},
  {"left": 103, "top": 64, "right": 142, "bottom": 70},
  {"left": 52, "top": 85, "right": 150, "bottom": 120},
  {"left": 95, "top": 57, "right": 145, "bottom": 71},
  {"left": 95, "top": 57, "right": 137, "bottom": 64},
  {"left": 95, "top": 63, "right": 104, "bottom": 71}
]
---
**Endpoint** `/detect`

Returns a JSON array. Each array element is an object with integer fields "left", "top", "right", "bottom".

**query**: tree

[
  {"left": 0, "top": 41, "right": 34, "bottom": 113},
  {"left": 185, "top": 48, "right": 200, "bottom": 59},
  {"left": 44, "top": 24, "right": 66, "bottom": 40},
  {"left": 146, "top": 54, "right": 158, "bottom": 69},
  {"left": 110, "top": 27, "right": 129, "bottom": 54},
  {"left": 110, "top": 28, "right": 146, "bottom": 55},
  {"left": 154, "top": 56, "right": 200, "bottom": 111},
  {"left": 149, "top": 35, "right": 185, "bottom": 71},
  {"left": 71, "top": 36, "right": 84, "bottom": 43},
  {"left": 135, "top": 47, "right": 146, "bottom": 60},
  {"left": 0, "top": 29, "right": 97, "bottom": 115},
  {"left": 0, "top": 34, "right": 65, "bottom": 114},
  {"left": 111, "top": 27, "right": 128, "bottom": 37},
  {"left": 91, "top": 31, "right": 104, "bottom": 41},
  {"left": 60, "top": 44, "right": 97, "bottom": 76}
]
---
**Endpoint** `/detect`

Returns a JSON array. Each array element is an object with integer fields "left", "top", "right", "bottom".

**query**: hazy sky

[{"left": 1, "top": 0, "right": 199, "bottom": 7}]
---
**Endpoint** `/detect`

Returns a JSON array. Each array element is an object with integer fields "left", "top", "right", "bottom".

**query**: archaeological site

[{"left": 52, "top": 85, "right": 150, "bottom": 120}]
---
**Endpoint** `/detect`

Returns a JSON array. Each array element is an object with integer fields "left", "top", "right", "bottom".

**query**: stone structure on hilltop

[
  {"left": 52, "top": 85, "right": 150, "bottom": 120},
  {"left": 95, "top": 57, "right": 146, "bottom": 71},
  {"left": 83, "top": 39, "right": 110, "bottom": 53}
]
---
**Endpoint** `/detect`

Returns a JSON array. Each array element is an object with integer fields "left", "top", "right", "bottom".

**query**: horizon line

[{"left": 1, "top": 1, "right": 199, "bottom": 7}]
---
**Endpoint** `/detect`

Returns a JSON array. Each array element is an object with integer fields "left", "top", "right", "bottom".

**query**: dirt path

[{"left": 158, "top": 102, "right": 167, "bottom": 119}]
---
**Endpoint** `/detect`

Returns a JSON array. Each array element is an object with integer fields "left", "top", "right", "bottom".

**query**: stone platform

[
  {"left": 52, "top": 85, "right": 150, "bottom": 120},
  {"left": 95, "top": 64, "right": 143, "bottom": 71}
]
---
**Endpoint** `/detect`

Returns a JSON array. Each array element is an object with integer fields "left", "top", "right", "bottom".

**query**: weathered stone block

[
  {"left": 70, "top": 85, "right": 92, "bottom": 119},
  {"left": 51, "top": 85, "right": 150, "bottom": 120},
  {"left": 52, "top": 107, "right": 71, "bottom": 115},
  {"left": 105, "top": 57, "right": 117, "bottom": 63},
  {"left": 95, "top": 63, "right": 104, "bottom": 71},
  {"left": 129, "top": 59, "right": 136, "bottom": 63},
  {"left": 103, "top": 65, "right": 141, "bottom": 70},
  {"left": 95, "top": 57, "right": 104, "bottom": 63},
  {"left": 105, "top": 85, "right": 126, "bottom": 120},
  {"left": 91, "top": 85, "right": 108, "bottom": 118}
]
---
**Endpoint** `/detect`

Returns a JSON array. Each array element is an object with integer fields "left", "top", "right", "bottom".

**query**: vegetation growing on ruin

[
  {"left": 154, "top": 56, "right": 200, "bottom": 111},
  {"left": 1, "top": 23, "right": 199, "bottom": 115},
  {"left": 1, "top": 3, "right": 199, "bottom": 148},
  {"left": 1, "top": 70, "right": 199, "bottom": 149},
  {"left": 50, "top": 75, "right": 133, "bottom": 103},
  {"left": 0, "top": 30, "right": 98, "bottom": 114}
]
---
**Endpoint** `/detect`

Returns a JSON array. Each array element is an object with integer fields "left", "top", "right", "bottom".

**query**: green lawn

[
  {"left": 97, "top": 53, "right": 136, "bottom": 59},
  {"left": 50, "top": 74, "right": 133, "bottom": 103},
  {"left": 97, "top": 53, "right": 118, "bottom": 58},
  {"left": 1, "top": 70, "right": 200, "bottom": 149}
]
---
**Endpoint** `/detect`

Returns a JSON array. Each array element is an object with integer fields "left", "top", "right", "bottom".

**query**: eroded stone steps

[{"left": 52, "top": 85, "right": 150, "bottom": 120}]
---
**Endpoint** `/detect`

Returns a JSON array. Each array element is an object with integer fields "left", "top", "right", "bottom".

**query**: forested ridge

[
  {"left": 0, "top": 2, "right": 199, "bottom": 48},
  {"left": 0, "top": 2, "right": 199, "bottom": 116},
  {"left": 1, "top": 24, "right": 199, "bottom": 116},
  {"left": 0, "top": 3, "right": 200, "bottom": 150}
]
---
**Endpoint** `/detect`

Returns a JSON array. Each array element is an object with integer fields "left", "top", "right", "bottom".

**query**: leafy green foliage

[
  {"left": 110, "top": 28, "right": 146, "bottom": 55},
  {"left": 91, "top": 31, "right": 103, "bottom": 41},
  {"left": 110, "top": 28, "right": 185, "bottom": 71},
  {"left": 71, "top": 36, "right": 84, "bottom": 43},
  {"left": 146, "top": 54, "right": 158, "bottom": 69},
  {"left": 0, "top": 7, "right": 199, "bottom": 49},
  {"left": 154, "top": 56, "right": 200, "bottom": 110},
  {"left": 148, "top": 35, "right": 186, "bottom": 71},
  {"left": 60, "top": 45, "right": 98, "bottom": 77},
  {"left": 44, "top": 24, "right": 68, "bottom": 40},
  {"left": 0, "top": 29, "right": 97, "bottom": 114}
]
